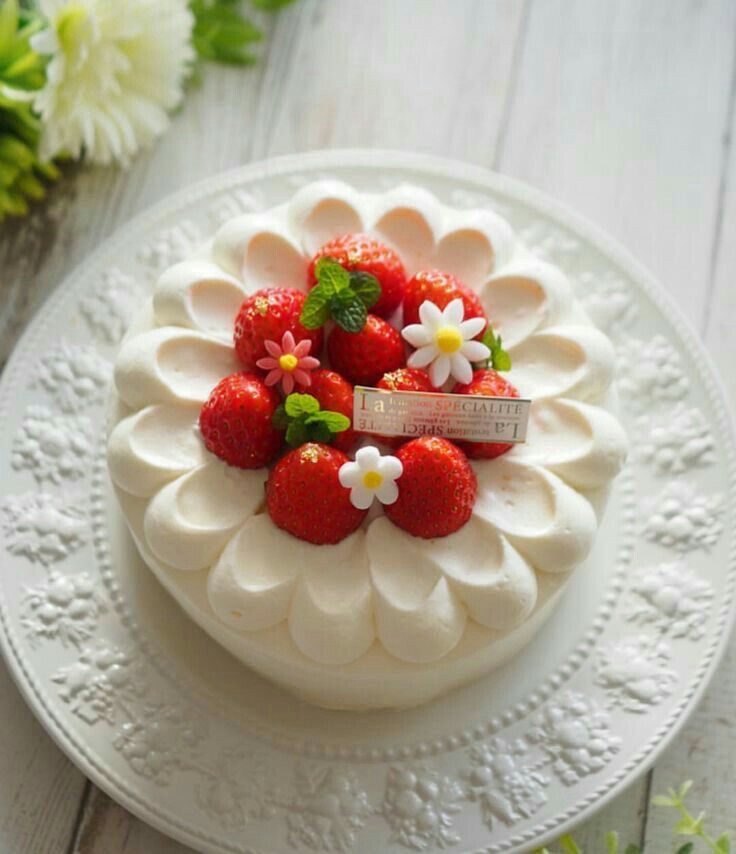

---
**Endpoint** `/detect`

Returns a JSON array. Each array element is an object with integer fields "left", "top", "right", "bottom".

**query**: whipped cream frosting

[{"left": 108, "top": 181, "right": 627, "bottom": 708}]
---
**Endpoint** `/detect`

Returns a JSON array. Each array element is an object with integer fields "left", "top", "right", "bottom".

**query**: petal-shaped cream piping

[
  {"left": 508, "top": 325, "right": 615, "bottom": 402},
  {"left": 473, "top": 458, "right": 597, "bottom": 574},
  {"left": 143, "top": 461, "right": 266, "bottom": 571},
  {"left": 107, "top": 403, "right": 205, "bottom": 497},
  {"left": 212, "top": 214, "right": 307, "bottom": 289},
  {"left": 514, "top": 398, "right": 628, "bottom": 489},
  {"left": 288, "top": 534, "right": 373, "bottom": 665},
  {"left": 435, "top": 208, "right": 515, "bottom": 288},
  {"left": 370, "top": 185, "right": 443, "bottom": 274},
  {"left": 288, "top": 180, "right": 364, "bottom": 255},
  {"left": 428, "top": 516, "right": 538, "bottom": 630},
  {"left": 153, "top": 260, "right": 246, "bottom": 338},
  {"left": 478, "top": 260, "right": 574, "bottom": 348},
  {"left": 366, "top": 518, "right": 467, "bottom": 662},
  {"left": 114, "top": 327, "right": 240, "bottom": 408},
  {"left": 208, "top": 515, "right": 300, "bottom": 631}
]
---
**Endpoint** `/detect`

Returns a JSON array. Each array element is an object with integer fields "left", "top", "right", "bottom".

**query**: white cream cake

[{"left": 107, "top": 181, "right": 627, "bottom": 710}]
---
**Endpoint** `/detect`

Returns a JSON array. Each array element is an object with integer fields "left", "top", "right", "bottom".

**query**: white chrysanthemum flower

[
  {"left": 338, "top": 446, "right": 403, "bottom": 510},
  {"left": 32, "top": 0, "right": 194, "bottom": 166},
  {"left": 402, "top": 299, "right": 489, "bottom": 386}
]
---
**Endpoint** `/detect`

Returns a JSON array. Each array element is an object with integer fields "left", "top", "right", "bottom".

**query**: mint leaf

[
  {"left": 285, "top": 393, "right": 320, "bottom": 418},
  {"left": 300, "top": 289, "right": 330, "bottom": 329},
  {"left": 675, "top": 844, "right": 694, "bottom": 854},
  {"left": 349, "top": 270, "right": 381, "bottom": 309},
  {"left": 307, "top": 420, "right": 332, "bottom": 443},
  {"left": 285, "top": 420, "right": 308, "bottom": 447},
  {"left": 332, "top": 294, "right": 367, "bottom": 333},
  {"left": 308, "top": 411, "right": 350, "bottom": 433},
  {"left": 315, "top": 257, "right": 350, "bottom": 296},
  {"left": 479, "top": 326, "right": 512, "bottom": 371},
  {"left": 272, "top": 403, "right": 289, "bottom": 430}
]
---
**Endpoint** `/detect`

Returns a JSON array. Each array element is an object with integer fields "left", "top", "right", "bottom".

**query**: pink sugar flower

[{"left": 256, "top": 331, "right": 320, "bottom": 394}]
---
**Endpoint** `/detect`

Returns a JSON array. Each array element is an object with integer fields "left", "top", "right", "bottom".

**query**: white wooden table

[{"left": 1, "top": 1, "right": 734, "bottom": 850}]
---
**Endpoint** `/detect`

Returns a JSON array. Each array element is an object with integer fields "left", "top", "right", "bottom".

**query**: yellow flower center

[
  {"left": 435, "top": 326, "right": 463, "bottom": 354},
  {"left": 279, "top": 353, "right": 298, "bottom": 372},
  {"left": 363, "top": 471, "right": 383, "bottom": 490}
]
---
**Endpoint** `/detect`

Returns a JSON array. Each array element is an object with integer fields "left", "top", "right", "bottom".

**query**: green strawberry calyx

[
  {"left": 477, "top": 325, "right": 512, "bottom": 372},
  {"left": 272, "top": 392, "right": 350, "bottom": 447},
  {"left": 300, "top": 257, "right": 381, "bottom": 333}
]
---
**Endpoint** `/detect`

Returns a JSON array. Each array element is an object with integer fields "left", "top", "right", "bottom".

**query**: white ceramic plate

[{"left": 1, "top": 151, "right": 734, "bottom": 854}]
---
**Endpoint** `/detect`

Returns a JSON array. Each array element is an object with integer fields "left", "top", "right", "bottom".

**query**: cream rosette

[{"left": 108, "top": 181, "right": 627, "bottom": 697}]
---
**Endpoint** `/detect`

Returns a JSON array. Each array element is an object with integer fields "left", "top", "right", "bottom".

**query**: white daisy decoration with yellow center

[
  {"left": 338, "top": 446, "right": 403, "bottom": 510},
  {"left": 402, "top": 298, "right": 490, "bottom": 386}
]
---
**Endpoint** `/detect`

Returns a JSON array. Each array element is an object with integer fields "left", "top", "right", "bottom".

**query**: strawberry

[
  {"left": 452, "top": 369, "right": 520, "bottom": 459},
  {"left": 266, "top": 443, "right": 367, "bottom": 544},
  {"left": 308, "top": 369, "right": 356, "bottom": 452},
  {"left": 377, "top": 367, "right": 436, "bottom": 393},
  {"left": 385, "top": 437, "right": 477, "bottom": 538},
  {"left": 234, "top": 287, "right": 323, "bottom": 370},
  {"left": 327, "top": 315, "right": 405, "bottom": 386},
  {"left": 199, "top": 372, "right": 283, "bottom": 468},
  {"left": 402, "top": 270, "right": 487, "bottom": 333},
  {"left": 308, "top": 233, "right": 406, "bottom": 318}
]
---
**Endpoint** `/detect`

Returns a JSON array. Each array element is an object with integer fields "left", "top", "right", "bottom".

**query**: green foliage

[
  {"left": 190, "top": 0, "right": 297, "bottom": 66},
  {"left": 0, "top": 0, "right": 58, "bottom": 222},
  {"left": 300, "top": 257, "right": 381, "bottom": 333},
  {"left": 532, "top": 781, "right": 731, "bottom": 853},
  {"left": 478, "top": 324, "right": 511, "bottom": 372},
  {"left": 274, "top": 392, "right": 350, "bottom": 448}
]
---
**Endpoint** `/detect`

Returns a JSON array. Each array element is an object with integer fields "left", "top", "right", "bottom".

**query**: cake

[{"left": 107, "top": 181, "right": 628, "bottom": 710}]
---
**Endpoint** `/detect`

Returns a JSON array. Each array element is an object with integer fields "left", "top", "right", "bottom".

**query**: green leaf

[
  {"left": 190, "top": 0, "right": 262, "bottom": 65},
  {"left": 285, "top": 393, "right": 320, "bottom": 418},
  {"left": 271, "top": 403, "right": 289, "bottom": 430},
  {"left": 306, "top": 419, "right": 332, "bottom": 443},
  {"left": 716, "top": 832, "right": 731, "bottom": 853},
  {"left": 300, "top": 289, "right": 331, "bottom": 329},
  {"left": 251, "top": 0, "right": 298, "bottom": 9},
  {"left": 331, "top": 293, "right": 367, "bottom": 333},
  {"left": 480, "top": 326, "right": 512, "bottom": 372},
  {"left": 0, "top": 0, "right": 19, "bottom": 60},
  {"left": 559, "top": 835, "right": 582, "bottom": 854},
  {"left": 308, "top": 411, "right": 350, "bottom": 433},
  {"left": 675, "top": 844, "right": 694, "bottom": 854},
  {"left": 349, "top": 270, "right": 381, "bottom": 308},
  {"left": 674, "top": 814, "right": 703, "bottom": 836},
  {"left": 605, "top": 831, "right": 619, "bottom": 854},
  {"left": 285, "top": 419, "right": 308, "bottom": 447},
  {"left": 678, "top": 781, "right": 694, "bottom": 800},
  {"left": 315, "top": 257, "right": 350, "bottom": 296},
  {"left": 651, "top": 795, "right": 677, "bottom": 807},
  {"left": 624, "top": 845, "right": 642, "bottom": 854}
]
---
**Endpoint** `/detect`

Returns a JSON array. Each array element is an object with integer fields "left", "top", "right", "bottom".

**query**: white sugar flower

[
  {"left": 32, "top": 0, "right": 194, "bottom": 166},
  {"left": 402, "top": 299, "right": 489, "bottom": 386},
  {"left": 338, "top": 446, "right": 403, "bottom": 510}
]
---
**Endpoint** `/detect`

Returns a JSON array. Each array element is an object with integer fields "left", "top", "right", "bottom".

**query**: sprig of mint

[
  {"left": 272, "top": 392, "right": 350, "bottom": 447},
  {"left": 477, "top": 325, "right": 511, "bottom": 372},
  {"left": 300, "top": 258, "right": 381, "bottom": 333},
  {"left": 534, "top": 780, "right": 731, "bottom": 854}
]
